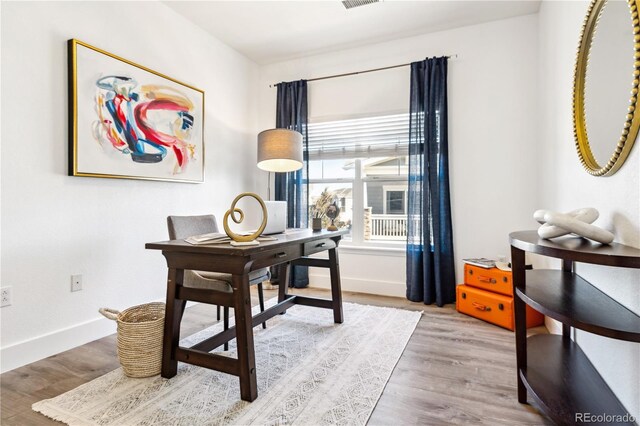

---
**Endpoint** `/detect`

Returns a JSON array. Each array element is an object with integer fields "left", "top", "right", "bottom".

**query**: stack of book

[
  {"left": 462, "top": 258, "right": 496, "bottom": 269},
  {"left": 185, "top": 233, "right": 231, "bottom": 245},
  {"left": 185, "top": 233, "right": 277, "bottom": 245}
]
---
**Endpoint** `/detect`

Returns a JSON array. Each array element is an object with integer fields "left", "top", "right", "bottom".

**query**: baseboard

[
  {"left": 1, "top": 316, "right": 116, "bottom": 373},
  {"left": 1, "top": 279, "right": 404, "bottom": 374},
  {"left": 308, "top": 274, "right": 405, "bottom": 298},
  {"left": 0, "top": 296, "right": 188, "bottom": 374}
]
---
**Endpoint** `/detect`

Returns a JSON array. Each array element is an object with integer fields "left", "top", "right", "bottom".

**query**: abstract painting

[{"left": 68, "top": 39, "right": 205, "bottom": 182}]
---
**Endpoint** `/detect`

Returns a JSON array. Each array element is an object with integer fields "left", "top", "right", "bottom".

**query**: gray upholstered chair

[{"left": 167, "top": 215, "right": 269, "bottom": 349}]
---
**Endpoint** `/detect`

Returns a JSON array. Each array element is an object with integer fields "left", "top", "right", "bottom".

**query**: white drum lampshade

[{"left": 257, "top": 129, "right": 303, "bottom": 172}]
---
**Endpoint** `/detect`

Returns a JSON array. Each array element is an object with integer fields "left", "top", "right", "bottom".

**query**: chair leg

[
  {"left": 216, "top": 305, "right": 221, "bottom": 321},
  {"left": 258, "top": 282, "right": 266, "bottom": 329},
  {"left": 223, "top": 306, "right": 229, "bottom": 351}
]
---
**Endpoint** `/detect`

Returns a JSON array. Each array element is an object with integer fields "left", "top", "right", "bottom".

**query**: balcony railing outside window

[{"left": 365, "top": 214, "right": 422, "bottom": 241}]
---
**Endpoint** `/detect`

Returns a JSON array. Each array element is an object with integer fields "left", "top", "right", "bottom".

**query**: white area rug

[{"left": 33, "top": 300, "right": 421, "bottom": 425}]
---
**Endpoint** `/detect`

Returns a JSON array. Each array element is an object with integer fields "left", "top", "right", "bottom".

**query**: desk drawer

[
  {"left": 252, "top": 245, "right": 302, "bottom": 269},
  {"left": 303, "top": 238, "right": 336, "bottom": 256}
]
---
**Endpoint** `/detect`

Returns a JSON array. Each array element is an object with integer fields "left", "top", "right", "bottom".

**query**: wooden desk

[{"left": 146, "top": 229, "right": 347, "bottom": 402}]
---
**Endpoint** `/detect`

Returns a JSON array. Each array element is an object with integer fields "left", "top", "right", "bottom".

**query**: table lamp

[
  {"left": 257, "top": 128, "right": 304, "bottom": 199},
  {"left": 257, "top": 129, "right": 303, "bottom": 173}
]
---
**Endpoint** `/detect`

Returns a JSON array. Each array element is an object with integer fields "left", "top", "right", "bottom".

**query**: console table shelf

[
  {"left": 509, "top": 230, "right": 640, "bottom": 425},
  {"left": 517, "top": 270, "right": 640, "bottom": 342},
  {"left": 510, "top": 231, "right": 640, "bottom": 268},
  {"left": 523, "top": 334, "right": 632, "bottom": 426}
]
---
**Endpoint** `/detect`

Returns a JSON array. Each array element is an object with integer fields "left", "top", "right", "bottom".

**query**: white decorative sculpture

[
  {"left": 533, "top": 208, "right": 614, "bottom": 244},
  {"left": 534, "top": 208, "right": 599, "bottom": 239}
]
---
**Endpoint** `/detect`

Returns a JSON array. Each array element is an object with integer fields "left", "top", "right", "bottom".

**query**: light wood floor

[{"left": 1, "top": 288, "right": 551, "bottom": 425}]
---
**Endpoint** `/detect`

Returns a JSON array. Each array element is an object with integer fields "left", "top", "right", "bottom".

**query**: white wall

[
  {"left": 258, "top": 14, "right": 540, "bottom": 297},
  {"left": 0, "top": 1, "right": 260, "bottom": 372},
  {"left": 538, "top": 0, "right": 640, "bottom": 418},
  {"left": 5, "top": 4, "right": 635, "bottom": 417}
]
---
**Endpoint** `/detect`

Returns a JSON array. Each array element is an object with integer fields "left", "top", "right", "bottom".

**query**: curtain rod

[{"left": 268, "top": 54, "right": 458, "bottom": 88}]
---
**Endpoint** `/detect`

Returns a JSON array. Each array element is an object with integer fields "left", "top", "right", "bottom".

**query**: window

[
  {"left": 307, "top": 113, "right": 409, "bottom": 245},
  {"left": 385, "top": 189, "right": 406, "bottom": 214}
]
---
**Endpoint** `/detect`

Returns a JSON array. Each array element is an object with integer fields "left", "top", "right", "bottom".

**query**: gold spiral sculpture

[{"left": 223, "top": 192, "right": 268, "bottom": 242}]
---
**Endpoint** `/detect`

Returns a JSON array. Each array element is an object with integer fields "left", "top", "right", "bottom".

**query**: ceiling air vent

[{"left": 341, "top": 0, "right": 379, "bottom": 10}]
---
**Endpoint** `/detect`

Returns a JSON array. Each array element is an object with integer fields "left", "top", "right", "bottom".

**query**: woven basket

[{"left": 99, "top": 302, "right": 165, "bottom": 378}]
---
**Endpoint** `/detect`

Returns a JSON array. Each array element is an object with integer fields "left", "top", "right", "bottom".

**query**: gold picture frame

[
  {"left": 573, "top": 0, "right": 640, "bottom": 176},
  {"left": 68, "top": 39, "right": 205, "bottom": 183}
]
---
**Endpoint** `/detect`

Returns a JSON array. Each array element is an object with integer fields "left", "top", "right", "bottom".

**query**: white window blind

[{"left": 307, "top": 113, "right": 409, "bottom": 160}]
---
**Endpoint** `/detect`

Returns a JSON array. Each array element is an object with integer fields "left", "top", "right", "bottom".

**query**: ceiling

[{"left": 165, "top": 1, "right": 541, "bottom": 65}]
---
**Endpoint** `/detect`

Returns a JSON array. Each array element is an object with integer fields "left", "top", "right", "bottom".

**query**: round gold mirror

[{"left": 573, "top": 0, "right": 640, "bottom": 176}]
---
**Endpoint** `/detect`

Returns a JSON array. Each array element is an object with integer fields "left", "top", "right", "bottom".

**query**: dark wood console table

[
  {"left": 510, "top": 231, "right": 640, "bottom": 425},
  {"left": 146, "top": 229, "right": 348, "bottom": 402}
]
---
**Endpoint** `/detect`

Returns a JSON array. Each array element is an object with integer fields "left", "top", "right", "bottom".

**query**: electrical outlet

[
  {"left": 71, "top": 275, "right": 83, "bottom": 292},
  {"left": 1, "top": 287, "right": 11, "bottom": 307}
]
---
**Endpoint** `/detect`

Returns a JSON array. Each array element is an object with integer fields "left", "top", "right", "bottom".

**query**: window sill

[{"left": 338, "top": 242, "right": 406, "bottom": 257}]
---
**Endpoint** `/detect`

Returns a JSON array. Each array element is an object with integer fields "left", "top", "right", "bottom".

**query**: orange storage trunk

[
  {"left": 464, "top": 264, "right": 512, "bottom": 296},
  {"left": 456, "top": 284, "right": 544, "bottom": 331}
]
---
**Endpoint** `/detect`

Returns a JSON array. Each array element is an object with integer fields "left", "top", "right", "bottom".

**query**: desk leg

[
  {"left": 223, "top": 306, "right": 229, "bottom": 351},
  {"left": 233, "top": 270, "right": 258, "bottom": 402},
  {"left": 328, "top": 248, "right": 343, "bottom": 324},
  {"left": 277, "top": 263, "right": 290, "bottom": 315},
  {"left": 277, "top": 263, "right": 289, "bottom": 304},
  {"left": 161, "top": 268, "right": 186, "bottom": 378}
]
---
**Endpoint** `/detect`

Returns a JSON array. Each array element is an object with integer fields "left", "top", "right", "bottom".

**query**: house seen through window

[{"left": 307, "top": 113, "right": 409, "bottom": 244}]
